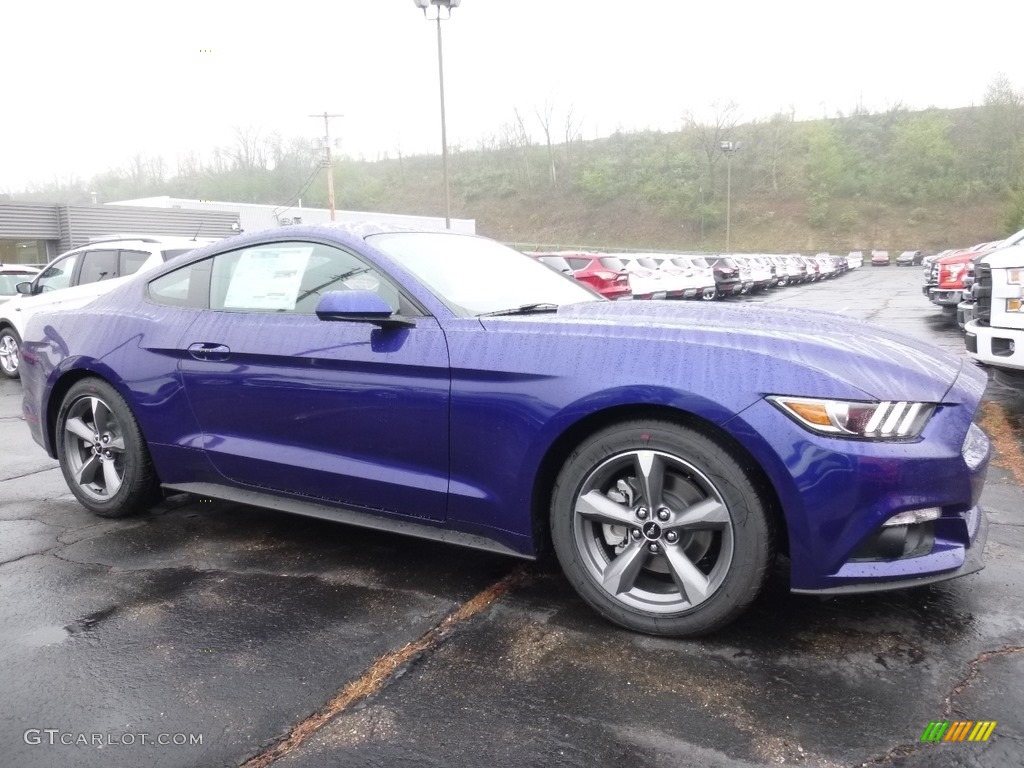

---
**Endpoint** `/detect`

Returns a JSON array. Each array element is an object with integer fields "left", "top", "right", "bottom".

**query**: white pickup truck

[{"left": 965, "top": 242, "right": 1024, "bottom": 385}]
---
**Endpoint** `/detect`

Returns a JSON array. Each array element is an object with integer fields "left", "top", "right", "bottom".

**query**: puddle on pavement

[{"left": 20, "top": 625, "right": 71, "bottom": 647}]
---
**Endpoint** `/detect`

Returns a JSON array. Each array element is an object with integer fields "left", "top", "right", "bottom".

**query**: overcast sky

[{"left": 2, "top": 0, "right": 1020, "bottom": 192}]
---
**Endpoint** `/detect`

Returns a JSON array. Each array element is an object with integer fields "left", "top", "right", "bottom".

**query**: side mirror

[
  {"left": 16, "top": 281, "right": 34, "bottom": 295},
  {"left": 315, "top": 290, "right": 415, "bottom": 328}
]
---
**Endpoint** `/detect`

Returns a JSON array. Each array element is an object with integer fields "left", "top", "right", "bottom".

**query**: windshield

[
  {"left": 538, "top": 255, "right": 573, "bottom": 272},
  {"left": 0, "top": 273, "right": 33, "bottom": 295},
  {"left": 369, "top": 232, "right": 600, "bottom": 317},
  {"left": 599, "top": 257, "right": 626, "bottom": 271}
]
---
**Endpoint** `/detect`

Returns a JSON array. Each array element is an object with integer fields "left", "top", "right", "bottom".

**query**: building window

[{"left": 0, "top": 239, "right": 51, "bottom": 266}]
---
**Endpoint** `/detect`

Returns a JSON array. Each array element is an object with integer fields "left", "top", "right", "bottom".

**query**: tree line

[{"left": 10, "top": 76, "right": 1024, "bottom": 251}]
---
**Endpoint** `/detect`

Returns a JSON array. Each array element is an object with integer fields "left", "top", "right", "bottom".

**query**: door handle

[{"left": 187, "top": 342, "right": 231, "bottom": 361}]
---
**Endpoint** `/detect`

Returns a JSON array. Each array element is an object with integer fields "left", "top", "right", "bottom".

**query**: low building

[
  {"left": 1, "top": 198, "right": 475, "bottom": 266},
  {"left": 0, "top": 202, "right": 238, "bottom": 265},
  {"left": 111, "top": 197, "right": 476, "bottom": 237}
]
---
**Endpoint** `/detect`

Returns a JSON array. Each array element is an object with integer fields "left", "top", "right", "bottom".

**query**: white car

[
  {"left": 612, "top": 255, "right": 668, "bottom": 300},
  {"left": 666, "top": 256, "right": 717, "bottom": 300},
  {"left": 0, "top": 236, "right": 210, "bottom": 379}
]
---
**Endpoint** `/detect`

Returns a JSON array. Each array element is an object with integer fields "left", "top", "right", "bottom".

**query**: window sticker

[{"left": 223, "top": 246, "right": 313, "bottom": 310}]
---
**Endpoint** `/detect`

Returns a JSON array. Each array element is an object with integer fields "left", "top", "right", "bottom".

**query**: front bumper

[
  {"left": 957, "top": 300, "right": 976, "bottom": 328},
  {"left": 728, "top": 365, "right": 990, "bottom": 593},
  {"left": 929, "top": 288, "right": 962, "bottom": 306},
  {"left": 965, "top": 320, "right": 1024, "bottom": 371},
  {"left": 793, "top": 507, "right": 988, "bottom": 595}
]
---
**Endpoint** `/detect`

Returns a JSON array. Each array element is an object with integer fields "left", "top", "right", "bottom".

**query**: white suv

[{"left": 0, "top": 235, "right": 211, "bottom": 379}]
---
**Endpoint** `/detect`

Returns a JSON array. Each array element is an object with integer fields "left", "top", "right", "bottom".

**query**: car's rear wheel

[
  {"left": 550, "top": 420, "right": 773, "bottom": 637},
  {"left": 0, "top": 327, "right": 21, "bottom": 380},
  {"left": 56, "top": 378, "right": 159, "bottom": 517}
]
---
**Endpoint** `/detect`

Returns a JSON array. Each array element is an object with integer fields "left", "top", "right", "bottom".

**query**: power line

[{"left": 272, "top": 162, "right": 324, "bottom": 218}]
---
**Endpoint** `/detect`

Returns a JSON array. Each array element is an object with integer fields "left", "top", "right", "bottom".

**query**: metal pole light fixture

[
  {"left": 720, "top": 140, "right": 739, "bottom": 252},
  {"left": 414, "top": 0, "right": 461, "bottom": 230}
]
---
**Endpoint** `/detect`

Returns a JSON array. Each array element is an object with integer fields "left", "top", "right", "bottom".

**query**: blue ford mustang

[{"left": 20, "top": 225, "right": 991, "bottom": 636}]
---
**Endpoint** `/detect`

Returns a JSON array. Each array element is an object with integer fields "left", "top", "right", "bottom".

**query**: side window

[
  {"left": 119, "top": 250, "right": 150, "bottom": 277},
  {"left": 210, "top": 242, "right": 404, "bottom": 315},
  {"left": 36, "top": 253, "right": 82, "bottom": 292},
  {"left": 77, "top": 250, "right": 119, "bottom": 285},
  {"left": 566, "top": 258, "right": 590, "bottom": 270},
  {"left": 148, "top": 259, "right": 212, "bottom": 309}
]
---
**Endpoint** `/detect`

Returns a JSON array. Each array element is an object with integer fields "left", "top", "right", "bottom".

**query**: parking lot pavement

[{"left": 2, "top": 265, "right": 1022, "bottom": 768}]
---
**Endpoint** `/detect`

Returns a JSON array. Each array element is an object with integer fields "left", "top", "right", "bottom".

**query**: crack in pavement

[
  {"left": 858, "top": 644, "right": 1024, "bottom": 766},
  {"left": 942, "top": 645, "right": 1024, "bottom": 717},
  {"left": 239, "top": 565, "right": 531, "bottom": 768},
  {"left": 0, "top": 549, "right": 58, "bottom": 568},
  {"left": 0, "top": 465, "right": 61, "bottom": 483}
]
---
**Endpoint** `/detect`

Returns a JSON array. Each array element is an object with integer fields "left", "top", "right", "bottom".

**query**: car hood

[{"left": 501, "top": 300, "right": 966, "bottom": 403}]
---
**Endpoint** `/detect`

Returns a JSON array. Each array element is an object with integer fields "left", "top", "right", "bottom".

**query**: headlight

[{"left": 768, "top": 396, "right": 936, "bottom": 439}]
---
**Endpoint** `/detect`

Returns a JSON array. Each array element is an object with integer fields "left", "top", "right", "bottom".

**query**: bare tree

[
  {"left": 499, "top": 108, "right": 534, "bottom": 188},
  {"left": 684, "top": 101, "right": 739, "bottom": 185},
  {"left": 231, "top": 125, "right": 267, "bottom": 171},
  {"left": 176, "top": 150, "right": 203, "bottom": 179},
  {"left": 563, "top": 103, "right": 584, "bottom": 168},
  {"left": 535, "top": 99, "right": 557, "bottom": 187}
]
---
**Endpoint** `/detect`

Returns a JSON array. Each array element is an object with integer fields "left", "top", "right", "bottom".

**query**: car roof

[
  {"left": 0, "top": 264, "right": 40, "bottom": 273},
  {"left": 75, "top": 236, "right": 217, "bottom": 250}
]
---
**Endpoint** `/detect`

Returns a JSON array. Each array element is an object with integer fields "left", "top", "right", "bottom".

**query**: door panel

[
  {"left": 169, "top": 240, "right": 452, "bottom": 521},
  {"left": 178, "top": 313, "right": 451, "bottom": 520}
]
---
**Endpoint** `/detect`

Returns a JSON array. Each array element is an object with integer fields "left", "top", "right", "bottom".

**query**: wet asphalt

[{"left": 1, "top": 265, "right": 1021, "bottom": 768}]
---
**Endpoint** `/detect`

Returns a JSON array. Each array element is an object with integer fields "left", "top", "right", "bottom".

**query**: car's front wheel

[
  {"left": 56, "top": 378, "right": 159, "bottom": 517},
  {"left": 550, "top": 420, "right": 773, "bottom": 637},
  {"left": 0, "top": 327, "right": 21, "bottom": 380}
]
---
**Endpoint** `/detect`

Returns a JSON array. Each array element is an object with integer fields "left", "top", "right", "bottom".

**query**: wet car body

[{"left": 20, "top": 226, "right": 991, "bottom": 634}]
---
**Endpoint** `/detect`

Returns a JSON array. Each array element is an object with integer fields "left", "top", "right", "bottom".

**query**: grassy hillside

[{"left": 13, "top": 97, "right": 1024, "bottom": 255}]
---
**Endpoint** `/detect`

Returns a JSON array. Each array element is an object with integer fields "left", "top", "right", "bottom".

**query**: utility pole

[
  {"left": 720, "top": 141, "right": 739, "bottom": 252},
  {"left": 310, "top": 112, "right": 343, "bottom": 220}
]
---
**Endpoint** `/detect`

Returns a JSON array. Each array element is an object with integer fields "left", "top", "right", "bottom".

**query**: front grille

[{"left": 975, "top": 264, "right": 992, "bottom": 325}]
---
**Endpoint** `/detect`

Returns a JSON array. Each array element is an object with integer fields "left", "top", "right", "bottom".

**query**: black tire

[
  {"left": 0, "top": 326, "right": 21, "bottom": 380},
  {"left": 56, "top": 378, "right": 159, "bottom": 517},
  {"left": 550, "top": 420, "right": 773, "bottom": 637}
]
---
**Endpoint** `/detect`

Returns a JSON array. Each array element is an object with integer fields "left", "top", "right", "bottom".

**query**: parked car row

[
  {"left": 922, "top": 240, "right": 1007, "bottom": 321},
  {"left": 923, "top": 228, "right": 1024, "bottom": 385},
  {"left": 527, "top": 251, "right": 859, "bottom": 301}
]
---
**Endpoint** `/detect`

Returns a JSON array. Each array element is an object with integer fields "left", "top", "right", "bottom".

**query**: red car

[
  {"left": 926, "top": 242, "right": 999, "bottom": 316},
  {"left": 527, "top": 252, "right": 632, "bottom": 300}
]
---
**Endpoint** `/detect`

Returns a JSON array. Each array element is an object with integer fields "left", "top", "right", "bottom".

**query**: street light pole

[
  {"left": 415, "top": 0, "right": 461, "bottom": 230},
  {"left": 720, "top": 140, "right": 739, "bottom": 252},
  {"left": 435, "top": 13, "right": 451, "bottom": 230}
]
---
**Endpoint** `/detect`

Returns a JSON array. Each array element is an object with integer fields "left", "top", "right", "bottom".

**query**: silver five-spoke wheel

[
  {"left": 56, "top": 378, "right": 159, "bottom": 517},
  {"left": 62, "top": 396, "right": 127, "bottom": 501},
  {"left": 574, "top": 449, "right": 734, "bottom": 614},
  {"left": 551, "top": 421, "right": 772, "bottom": 637}
]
